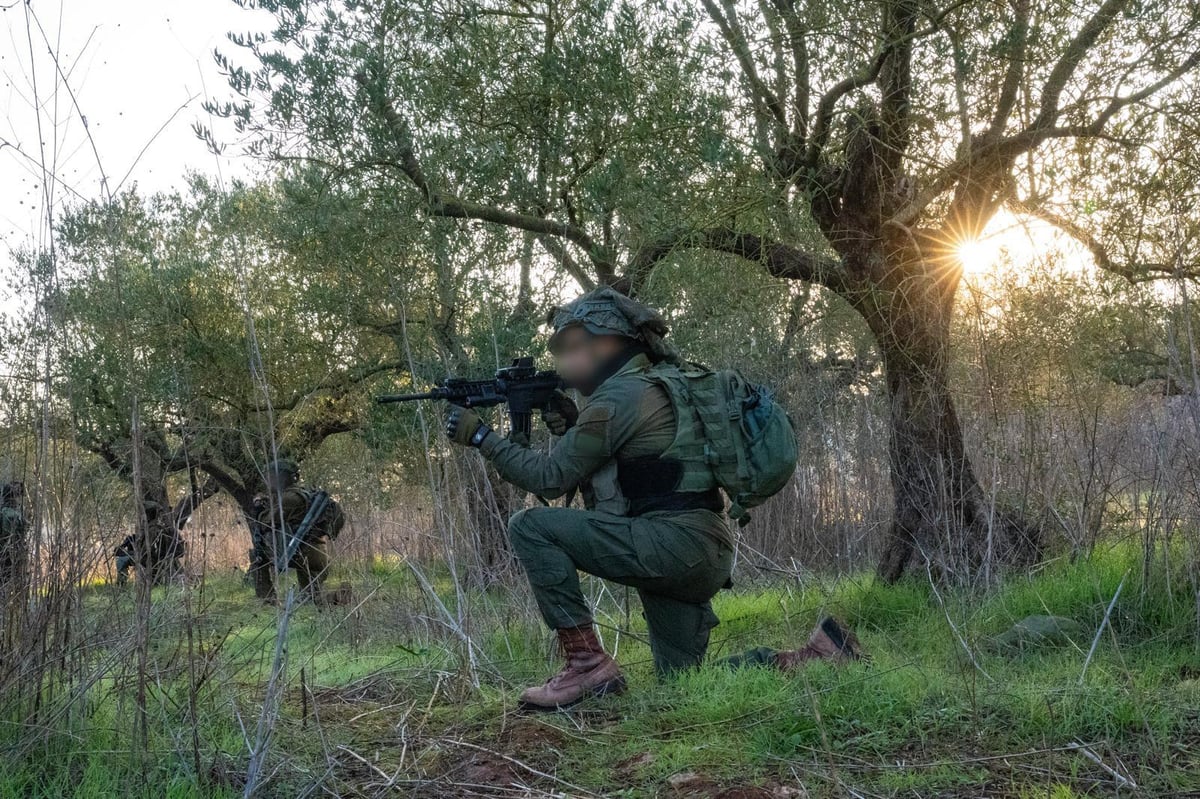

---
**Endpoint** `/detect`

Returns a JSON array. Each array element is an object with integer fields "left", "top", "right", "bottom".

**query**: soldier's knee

[
  {"left": 643, "top": 599, "right": 719, "bottom": 679},
  {"left": 506, "top": 507, "right": 536, "bottom": 538},
  {"left": 507, "top": 507, "right": 555, "bottom": 550},
  {"left": 308, "top": 552, "right": 329, "bottom": 575}
]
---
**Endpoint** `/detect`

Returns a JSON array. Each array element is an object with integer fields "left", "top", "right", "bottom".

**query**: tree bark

[{"left": 862, "top": 254, "right": 1042, "bottom": 583}]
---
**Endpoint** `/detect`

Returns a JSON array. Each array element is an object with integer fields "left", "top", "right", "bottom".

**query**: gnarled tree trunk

[{"left": 862, "top": 251, "right": 1041, "bottom": 582}]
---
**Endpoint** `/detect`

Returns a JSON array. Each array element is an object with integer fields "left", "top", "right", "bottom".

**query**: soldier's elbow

[{"left": 537, "top": 485, "right": 567, "bottom": 500}]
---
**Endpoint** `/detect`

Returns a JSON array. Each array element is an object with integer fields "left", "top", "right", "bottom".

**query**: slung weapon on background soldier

[
  {"left": 377, "top": 356, "right": 563, "bottom": 441},
  {"left": 278, "top": 490, "right": 331, "bottom": 573}
]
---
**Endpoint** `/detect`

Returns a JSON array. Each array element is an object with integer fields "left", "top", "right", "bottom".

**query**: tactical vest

[
  {"left": 292, "top": 487, "right": 346, "bottom": 540},
  {"left": 585, "top": 362, "right": 722, "bottom": 517},
  {"left": 639, "top": 363, "right": 721, "bottom": 494},
  {"left": 642, "top": 362, "right": 798, "bottom": 523}
]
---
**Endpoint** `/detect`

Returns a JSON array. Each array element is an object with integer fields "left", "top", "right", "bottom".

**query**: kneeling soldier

[
  {"left": 114, "top": 500, "right": 187, "bottom": 586},
  {"left": 1, "top": 481, "right": 27, "bottom": 590},
  {"left": 444, "top": 288, "right": 863, "bottom": 711}
]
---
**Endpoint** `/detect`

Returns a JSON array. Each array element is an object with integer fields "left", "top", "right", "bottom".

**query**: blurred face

[
  {"left": 551, "top": 327, "right": 630, "bottom": 395},
  {"left": 266, "top": 469, "right": 294, "bottom": 493}
]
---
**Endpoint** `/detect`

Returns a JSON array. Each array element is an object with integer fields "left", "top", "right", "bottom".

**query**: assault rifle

[
  {"left": 377, "top": 357, "right": 563, "bottom": 440},
  {"left": 279, "top": 490, "right": 331, "bottom": 573}
]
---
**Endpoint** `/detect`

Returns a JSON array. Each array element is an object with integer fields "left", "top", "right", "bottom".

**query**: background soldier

[
  {"left": 445, "top": 287, "right": 864, "bottom": 711},
  {"left": 113, "top": 533, "right": 136, "bottom": 586},
  {"left": 251, "top": 459, "right": 345, "bottom": 604},
  {"left": 1, "top": 481, "right": 27, "bottom": 590},
  {"left": 114, "top": 500, "right": 187, "bottom": 586}
]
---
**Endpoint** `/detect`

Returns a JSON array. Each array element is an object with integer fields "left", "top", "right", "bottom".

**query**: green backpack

[{"left": 648, "top": 364, "right": 799, "bottom": 524}]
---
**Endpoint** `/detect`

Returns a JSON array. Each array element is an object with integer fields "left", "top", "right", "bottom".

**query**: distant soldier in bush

[
  {"left": 444, "top": 287, "right": 865, "bottom": 711},
  {"left": 251, "top": 459, "right": 345, "bottom": 604},
  {"left": 114, "top": 499, "right": 187, "bottom": 586},
  {"left": 1, "top": 481, "right": 28, "bottom": 589}
]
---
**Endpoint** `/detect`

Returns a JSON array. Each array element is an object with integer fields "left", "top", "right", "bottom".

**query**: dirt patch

[
  {"left": 498, "top": 716, "right": 570, "bottom": 754},
  {"left": 454, "top": 751, "right": 521, "bottom": 787},
  {"left": 661, "top": 771, "right": 803, "bottom": 798}
]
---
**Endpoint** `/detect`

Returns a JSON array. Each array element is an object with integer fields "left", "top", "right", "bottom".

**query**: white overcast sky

[{"left": 1, "top": 0, "right": 274, "bottom": 311}]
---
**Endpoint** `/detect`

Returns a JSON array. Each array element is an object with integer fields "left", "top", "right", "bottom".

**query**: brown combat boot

[
  {"left": 519, "top": 625, "right": 626, "bottom": 711},
  {"left": 774, "top": 617, "right": 866, "bottom": 671}
]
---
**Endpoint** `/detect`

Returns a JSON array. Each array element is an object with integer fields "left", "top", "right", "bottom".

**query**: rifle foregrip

[{"left": 376, "top": 391, "right": 439, "bottom": 404}]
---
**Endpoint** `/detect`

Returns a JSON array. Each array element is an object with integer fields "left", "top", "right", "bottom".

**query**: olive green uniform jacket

[{"left": 478, "top": 353, "right": 734, "bottom": 676}]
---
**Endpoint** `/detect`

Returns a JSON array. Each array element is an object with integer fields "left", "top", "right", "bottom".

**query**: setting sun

[
  {"left": 953, "top": 209, "right": 1094, "bottom": 278},
  {"left": 956, "top": 236, "right": 1002, "bottom": 274}
]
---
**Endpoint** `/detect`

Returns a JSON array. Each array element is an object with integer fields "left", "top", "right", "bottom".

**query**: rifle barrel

[{"left": 376, "top": 391, "right": 439, "bottom": 404}]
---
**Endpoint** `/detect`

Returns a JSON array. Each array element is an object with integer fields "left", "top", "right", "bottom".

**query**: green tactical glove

[
  {"left": 445, "top": 405, "right": 491, "bottom": 447},
  {"left": 541, "top": 390, "right": 579, "bottom": 436}
]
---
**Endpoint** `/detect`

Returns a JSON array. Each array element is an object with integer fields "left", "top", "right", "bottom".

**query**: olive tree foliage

[
  {"left": 207, "top": 1, "right": 748, "bottom": 288},
  {"left": 213, "top": 0, "right": 1200, "bottom": 582},
  {"left": 47, "top": 175, "right": 405, "bottom": 527}
]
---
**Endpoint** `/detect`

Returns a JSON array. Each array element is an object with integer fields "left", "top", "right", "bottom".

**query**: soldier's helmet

[
  {"left": 1, "top": 481, "right": 25, "bottom": 505},
  {"left": 547, "top": 286, "right": 680, "bottom": 363},
  {"left": 266, "top": 458, "right": 300, "bottom": 485},
  {"left": 548, "top": 286, "right": 642, "bottom": 347}
]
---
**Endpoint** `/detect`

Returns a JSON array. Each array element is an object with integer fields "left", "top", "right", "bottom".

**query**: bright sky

[{"left": 1, "top": 0, "right": 273, "bottom": 313}]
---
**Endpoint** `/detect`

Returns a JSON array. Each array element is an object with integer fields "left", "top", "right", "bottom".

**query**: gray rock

[{"left": 982, "top": 615, "right": 1087, "bottom": 654}]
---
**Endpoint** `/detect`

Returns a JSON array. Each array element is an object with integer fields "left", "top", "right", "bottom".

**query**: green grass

[{"left": 2, "top": 541, "right": 1199, "bottom": 797}]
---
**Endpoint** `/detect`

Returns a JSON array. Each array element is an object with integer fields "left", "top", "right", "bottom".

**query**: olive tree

[
  {"left": 52, "top": 177, "right": 402, "bottom": 549},
  {"left": 216, "top": 0, "right": 1200, "bottom": 581}
]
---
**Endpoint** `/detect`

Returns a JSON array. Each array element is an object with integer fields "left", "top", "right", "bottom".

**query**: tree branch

[
  {"left": 878, "top": 0, "right": 919, "bottom": 171},
  {"left": 700, "top": 0, "right": 789, "bottom": 132},
  {"left": 805, "top": 0, "right": 969, "bottom": 167},
  {"left": 1030, "top": 0, "right": 1131, "bottom": 132},
  {"left": 805, "top": 50, "right": 891, "bottom": 166},
  {"left": 626, "top": 229, "right": 847, "bottom": 294},
  {"left": 537, "top": 234, "right": 599, "bottom": 289},
  {"left": 986, "top": 0, "right": 1032, "bottom": 139},
  {"left": 197, "top": 460, "right": 249, "bottom": 502},
  {"left": 354, "top": 72, "right": 616, "bottom": 278},
  {"left": 171, "top": 475, "right": 219, "bottom": 529},
  {"left": 891, "top": 44, "right": 1200, "bottom": 230},
  {"left": 769, "top": 0, "right": 810, "bottom": 136},
  {"left": 1009, "top": 198, "right": 1184, "bottom": 282},
  {"left": 275, "top": 359, "right": 407, "bottom": 412}
]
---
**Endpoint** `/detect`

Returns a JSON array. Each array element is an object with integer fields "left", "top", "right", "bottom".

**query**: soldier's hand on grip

[{"left": 542, "top": 390, "right": 579, "bottom": 436}]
